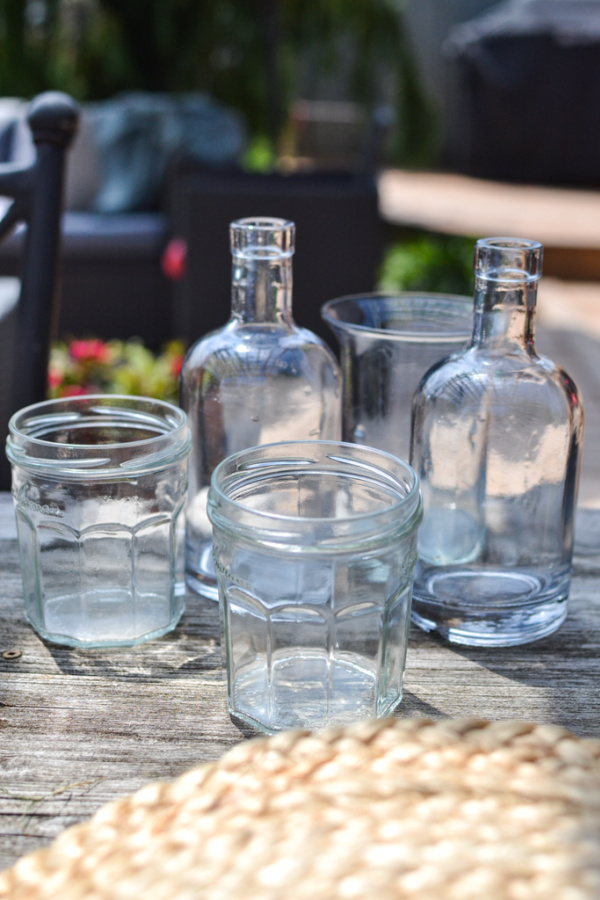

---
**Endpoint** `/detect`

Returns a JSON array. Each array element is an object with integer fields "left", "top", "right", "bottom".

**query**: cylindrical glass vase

[
  {"left": 322, "top": 293, "right": 473, "bottom": 463},
  {"left": 6, "top": 395, "right": 191, "bottom": 648},
  {"left": 208, "top": 440, "right": 422, "bottom": 733}
]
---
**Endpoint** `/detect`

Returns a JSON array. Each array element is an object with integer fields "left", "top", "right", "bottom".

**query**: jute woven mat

[{"left": 1, "top": 717, "right": 599, "bottom": 899}]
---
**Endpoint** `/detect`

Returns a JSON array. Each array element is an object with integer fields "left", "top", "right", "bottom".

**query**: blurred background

[{"left": 1, "top": 0, "right": 600, "bottom": 497}]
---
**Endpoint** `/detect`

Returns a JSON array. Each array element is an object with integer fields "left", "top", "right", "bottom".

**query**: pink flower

[
  {"left": 161, "top": 238, "right": 187, "bottom": 281},
  {"left": 69, "top": 339, "right": 111, "bottom": 364},
  {"left": 48, "top": 369, "right": 63, "bottom": 389}
]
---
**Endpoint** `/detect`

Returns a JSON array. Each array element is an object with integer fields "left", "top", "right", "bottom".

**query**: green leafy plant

[
  {"left": 48, "top": 338, "right": 185, "bottom": 404},
  {"left": 378, "top": 234, "right": 475, "bottom": 296}
]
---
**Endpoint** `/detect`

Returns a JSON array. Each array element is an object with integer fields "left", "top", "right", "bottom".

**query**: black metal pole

[{"left": 10, "top": 92, "right": 79, "bottom": 413}]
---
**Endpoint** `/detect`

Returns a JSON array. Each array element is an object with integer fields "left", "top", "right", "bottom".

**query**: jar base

[
  {"left": 29, "top": 589, "right": 184, "bottom": 649},
  {"left": 411, "top": 566, "right": 569, "bottom": 647},
  {"left": 229, "top": 650, "right": 403, "bottom": 734}
]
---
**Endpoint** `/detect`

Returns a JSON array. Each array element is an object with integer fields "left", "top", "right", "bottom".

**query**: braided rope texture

[{"left": 1, "top": 718, "right": 599, "bottom": 899}]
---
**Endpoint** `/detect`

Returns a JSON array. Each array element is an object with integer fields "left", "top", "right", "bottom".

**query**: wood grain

[{"left": 0, "top": 493, "right": 599, "bottom": 869}]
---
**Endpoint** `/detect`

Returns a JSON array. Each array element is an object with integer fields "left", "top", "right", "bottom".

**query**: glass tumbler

[
  {"left": 208, "top": 440, "right": 422, "bottom": 733},
  {"left": 6, "top": 395, "right": 191, "bottom": 648},
  {"left": 322, "top": 293, "right": 473, "bottom": 463}
]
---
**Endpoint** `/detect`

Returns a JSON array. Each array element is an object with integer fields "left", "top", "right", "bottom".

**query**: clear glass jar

[
  {"left": 208, "top": 440, "right": 422, "bottom": 733},
  {"left": 180, "top": 217, "right": 342, "bottom": 600},
  {"left": 6, "top": 395, "right": 191, "bottom": 648},
  {"left": 410, "top": 238, "right": 584, "bottom": 646}
]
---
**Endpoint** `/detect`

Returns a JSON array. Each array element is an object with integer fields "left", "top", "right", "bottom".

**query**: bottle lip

[
  {"left": 475, "top": 237, "right": 543, "bottom": 282},
  {"left": 208, "top": 440, "right": 422, "bottom": 551},
  {"left": 6, "top": 394, "right": 191, "bottom": 480},
  {"left": 230, "top": 217, "right": 295, "bottom": 258}
]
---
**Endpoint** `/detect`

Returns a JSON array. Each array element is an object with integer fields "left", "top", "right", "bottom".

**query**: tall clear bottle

[
  {"left": 180, "top": 217, "right": 342, "bottom": 599},
  {"left": 410, "top": 237, "right": 583, "bottom": 646}
]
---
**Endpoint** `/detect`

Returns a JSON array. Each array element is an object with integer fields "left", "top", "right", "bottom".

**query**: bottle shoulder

[
  {"left": 416, "top": 345, "right": 582, "bottom": 418},
  {"left": 181, "top": 320, "right": 235, "bottom": 369},
  {"left": 537, "top": 353, "right": 583, "bottom": 406},
  {"left": 184, "top": 321, "right": 336, "bottom": 362},
  {"left": 181, "top": 320, "right": 341, "bottom": 387},
  {"left": 419, "top": 345, "right": 570, "bottom": 387}
]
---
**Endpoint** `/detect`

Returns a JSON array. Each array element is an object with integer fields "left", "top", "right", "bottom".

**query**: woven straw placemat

[{"left": 1, "top": 717, "right": 599, "bottom": 899}]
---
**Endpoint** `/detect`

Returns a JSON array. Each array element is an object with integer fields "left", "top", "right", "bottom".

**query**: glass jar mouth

[
  {"left": 208, "top": 440, "right": 422, "bottom": 550},
  {"left": 6, "top": 395, "right": 191, "bottom": 479},
  {"left": 321, "top": 292, "right": 473, "bottom": 343}
]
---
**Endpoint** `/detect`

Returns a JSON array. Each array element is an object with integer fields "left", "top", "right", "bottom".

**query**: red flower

[
  {"left": 170, "top": 354, "right": 184, "bottom": 378},
  {"left": 69, "top": 339, "right": 111, "bottom": 364}
]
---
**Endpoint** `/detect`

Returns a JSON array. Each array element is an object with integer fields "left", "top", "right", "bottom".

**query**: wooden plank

[
  {"left": 0, "top": 497, "right": 599, "bottom": 870},
  {"left": 0, "top": 497, "right": 242, "bottom": 867},
  {"left": 538, "top": 279, "right": 600, "bottom": 340},
  {"left": 378, "top": 168, "right": 600, "bottom": 249}
]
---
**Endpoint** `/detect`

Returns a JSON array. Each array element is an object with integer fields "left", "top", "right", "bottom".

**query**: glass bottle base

[
  {"left": 185, "top": 540, "right": 219, "bottom": 601},
  {"left": 411, "top": 566, "right": 569, "bottom": 646}
]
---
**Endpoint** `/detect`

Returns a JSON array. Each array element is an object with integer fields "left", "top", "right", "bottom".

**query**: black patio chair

[{"left": 0, "top": 92, "right": 79, "bottom": 488}]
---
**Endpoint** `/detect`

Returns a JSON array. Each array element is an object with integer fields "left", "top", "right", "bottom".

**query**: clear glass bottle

[
  {"left": 410, "top": 237, "right": 584, "bottom": 646},
  {"left": 180, "top": 217, "right": 342, "bottom": 599}
]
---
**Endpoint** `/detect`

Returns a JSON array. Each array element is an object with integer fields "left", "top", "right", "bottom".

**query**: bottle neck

[
  {"left": 231, "top": 252, "right": 293, "bottom": 325},
  {"left": 472, "top": 274, "right": 537, "bottom": 351}
]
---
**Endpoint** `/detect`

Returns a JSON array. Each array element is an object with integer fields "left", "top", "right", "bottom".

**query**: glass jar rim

[
  {"left": 208, "top": 440, "right": 422, "bottom": 551},
  {"left": 6, "top": 394, "right": 191, "bottom": 480},
  {"left": 321, "top": 292, "right": 473, "bottom": 343}
]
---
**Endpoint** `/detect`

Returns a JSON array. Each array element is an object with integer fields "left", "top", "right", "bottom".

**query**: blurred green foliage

[
  {"left": 0, "top": 0, "right": 437, "bottom": 166},
  {"left": 378, "top": 234, "right": 475, "bottom": 296}
]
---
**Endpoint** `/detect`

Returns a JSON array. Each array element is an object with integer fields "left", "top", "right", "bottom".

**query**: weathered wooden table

[{"left": 0, "top": 492, "right": 598, "bottom": 870}]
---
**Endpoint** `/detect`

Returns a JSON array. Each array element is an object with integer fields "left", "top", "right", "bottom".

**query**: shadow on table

[
  {"left": 399, "top": 691, "right": 444, "bottom": 719},
  {"left": 37, "top": 579, "right": 597, "bottom": 737},
  {"left": 43, "top": 595, "right": 225, "bottom": 681},
  {"left": 416, "top": 607, "right": 598, "bottom": 735}
]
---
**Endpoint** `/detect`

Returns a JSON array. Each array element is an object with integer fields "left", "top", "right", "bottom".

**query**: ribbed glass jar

[
  {"left": 208, "top": 440, "right": 422, "bottom": 733},
  {"left": 6, "top": 395, "right": 191, "bottom": 648}
]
